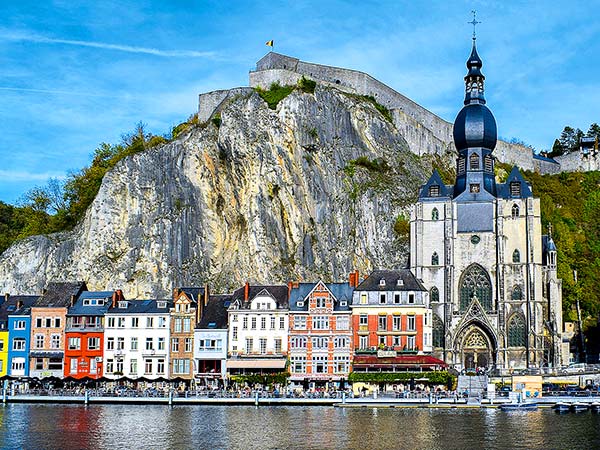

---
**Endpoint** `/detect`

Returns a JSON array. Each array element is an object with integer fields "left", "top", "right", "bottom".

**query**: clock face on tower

[{"left": 471, "top": 235, "right": 480, "bottom": 244}]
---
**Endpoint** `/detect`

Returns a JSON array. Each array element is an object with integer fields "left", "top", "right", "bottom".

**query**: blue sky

[{"left": 1, "top": 0, "right": 599, "bottom": 204}]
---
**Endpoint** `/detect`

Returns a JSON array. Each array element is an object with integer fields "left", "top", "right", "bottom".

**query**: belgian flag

[{"left": 265, "top": 40, "right": 274, "bottom": 47}]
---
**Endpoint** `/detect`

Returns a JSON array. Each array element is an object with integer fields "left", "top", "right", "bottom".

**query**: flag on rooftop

[{"left": 265, "top": 40, "right": 274, "bottom": 47}]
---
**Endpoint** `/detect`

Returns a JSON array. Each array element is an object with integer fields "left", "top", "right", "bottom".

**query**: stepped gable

[
  {"left": 36, "top": 281, "right": 88, "bottom": 307},
  {"left": 197, "top": 294, "right": 230, "bottom": 329}
]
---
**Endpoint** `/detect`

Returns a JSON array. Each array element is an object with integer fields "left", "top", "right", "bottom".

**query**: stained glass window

[
  {"left": 511, "top": 285, "right": 522, "bottom": 300},
  {"left": 431, "top": 252, "right": 439, "bottom": 266},
  {"left": 507, "top": 314, "right": 526, "bottom": 347},
  {"left": 512, "top": 249, "right": 520, "bottom": 263},
  {"left": 430, "top": 286, "right": 439, "bottom": 302},
  {"left": 433, "top": 315, "right": 444, "bottom": 348},
  {"left": 432, "top": 208, "right": 439, "bottom": 221},
  {"left": 459, "top": 264, "right": 492, "bottom": 311},
  {"left": 511, "top": 203, "right": 519, "bottom": 219}
]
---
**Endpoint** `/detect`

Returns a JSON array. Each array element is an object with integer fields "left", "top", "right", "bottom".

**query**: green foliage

[
  {"left": 348, "top": 371, "right": 454, "bottom": 386},
  {"left": 229, "top": 372, "right": 290, "bottom": 386},
  {"left": 297, "top": 76, "right": 316, "bottom": 94},
  {"left": 211, "top": 113, "right": 222, "bottom": 128},
  {"left": 345, "top": 156, "right": 390, "bottom": 175},
  {"left": 254, "top": 82, "right": 295, "bottom": 109},
  {"left": 393, "top": 215, "right": 410, "bottom": 238},
  {"left": 345, "top": 93, "right": 393, "bottom": 123},
  {"left": 172, "top": 114, "right": 200, "bottom": 139}
]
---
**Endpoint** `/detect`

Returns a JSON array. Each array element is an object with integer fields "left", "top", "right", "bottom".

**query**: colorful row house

[
  {"left": 169, "top": 288, "right": 200, "bottom": 379},
  {"left": 103, "top": 298, "right": 172, "bottom": 380},
  {"left": 227, "top": 284, "right": 289, "bottom": 377},
  {"left": 351, "top": 269, "right": 436, "bottom": 372},
  {"left": 288, "top": 280, "right": 354, "bottom": 389},
  {"left": 7, "top": 297, "right": 38, "bottom": 377},
  {"left": 64, "top": 290, "right": 117, "bottom": 379},
  {"left": 194, "top": 294, "right": 229, "bottom": 387},
  {"left": 30, "top": 282, "right": 87, "bottom": 378},
  {"left": 1, "top": 295, "right": 37, "bottom": 376}
]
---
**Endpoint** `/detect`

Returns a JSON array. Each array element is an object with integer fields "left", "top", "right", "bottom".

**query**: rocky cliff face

[{"left": 0, "top": 86, "right": 446, "bottom": 298}]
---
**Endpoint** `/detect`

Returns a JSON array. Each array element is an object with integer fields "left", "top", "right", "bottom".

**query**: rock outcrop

[{"left": 0, "top": 86, "right": 445, "bottom": 298}]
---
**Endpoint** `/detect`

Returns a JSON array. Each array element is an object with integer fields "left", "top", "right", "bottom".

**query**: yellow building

[{"left": 0, "top": 330, "right": 8, "bottom": 376}]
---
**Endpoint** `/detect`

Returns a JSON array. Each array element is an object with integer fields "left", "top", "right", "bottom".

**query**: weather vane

[{"left": 469, "top": 10, "right": 481, "bottom": 41}]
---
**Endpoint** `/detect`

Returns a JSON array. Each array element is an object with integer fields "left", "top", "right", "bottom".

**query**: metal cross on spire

[{"left": 469, "top": 10, "right": 481, "bottom": 41}]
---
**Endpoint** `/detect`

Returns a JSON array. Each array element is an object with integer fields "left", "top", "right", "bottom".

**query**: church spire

[{"left": 464, "top": 11, "right": 486, "bottom": 105}]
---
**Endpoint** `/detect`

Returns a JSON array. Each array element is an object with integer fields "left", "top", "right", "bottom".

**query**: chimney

[
  {"left": 16, "top": 300, "right": 23, "bottom": 310},
  {"left": 173, "top": 288, "right": 179, "bottom": 300},
  {"left": 349, "top": 270, "right": 360, "bottom": 288},
  {"left": 70, "top": 294, "right": 76, "bottom": 307},
  {"left": 204, "top": 285, "right": 209, "bottom": 307},
  {"left": 287, "top": 281, "right": 293, "bottom": 299},
  {"left": 117, "top": 290, "right": 124, "bottom": 301},
  {"left": 244, "top": 282, "right": 250, "bottom": 302},
  {"left": 2, "top": 293, "right": 8, "bottom": 305},
  {"left": 112, "top": 291, "right": 117, "bottom": 308}
]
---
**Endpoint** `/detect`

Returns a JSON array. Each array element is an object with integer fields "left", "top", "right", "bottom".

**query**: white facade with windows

[{"left": 103, "top": 300, "right": 171, "bottom": 379}]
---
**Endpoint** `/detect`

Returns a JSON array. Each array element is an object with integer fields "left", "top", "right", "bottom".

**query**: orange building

[
  {"left": 169, "top": 288, "right": 202, "bottom": 379},
  {"left": 288, "top": 280, "right": 354, "bottom": 389},
  {"left": 350, "top": 270, "right": 432, "bottom": 357}
]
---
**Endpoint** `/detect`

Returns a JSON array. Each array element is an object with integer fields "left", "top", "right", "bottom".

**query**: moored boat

[
  {"left": 570, "top": 403, "right": 590, "bottom": 413},
  {"left": 590, "top": 402, "right": 600, "bottom": 413},
  {"left": 553, "top": 402, "right": 570, "bottom": 413},
  {"left": 499, "top": 402, "right": 538, "bottom": 412}
]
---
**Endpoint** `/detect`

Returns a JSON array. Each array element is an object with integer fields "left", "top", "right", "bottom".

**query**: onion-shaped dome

[{"left": 453, "top": 103, "right": 497, "bottom": 151}]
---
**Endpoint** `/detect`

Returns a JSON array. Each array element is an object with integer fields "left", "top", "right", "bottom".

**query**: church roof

[
  {"left": 418, "top": 170, "right": 453, "bottom": 200},
  {"left": 496, "top": 166, "right": 533, "bottom": 199}
]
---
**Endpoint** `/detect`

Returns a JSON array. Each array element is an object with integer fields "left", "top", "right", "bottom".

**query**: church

[{"left": 409, "top": 36, "right": 566, "bottom": 371}]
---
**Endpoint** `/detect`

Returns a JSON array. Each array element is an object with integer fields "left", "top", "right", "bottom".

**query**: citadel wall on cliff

[{"left": 198, "top": 52, "right": 598, "bottom": 174}]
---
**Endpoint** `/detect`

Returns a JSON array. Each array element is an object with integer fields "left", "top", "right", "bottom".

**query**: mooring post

[
  {"left": 169, "top": 390, "right": 173, "bottom": 406},
  {"left": 2, "top": 388, "right": 5, "bottom": 404},
  {"left": 255, "top": 392, "right": 259, "bottom": 407},
  {"left": 84, "top": 389, "right": 89, "bottom": 405},
  {"left": 342, "top": 392, "right": 346, "bottom": 404}
]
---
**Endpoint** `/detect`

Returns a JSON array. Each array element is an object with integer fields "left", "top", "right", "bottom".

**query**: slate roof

[
  {"left": 0, "top": 295, "right": 38, "bottom": 328},
  {"left": 289, "top": 282, "right": 353, "bottom": 312},
  {"left": 230, "top": 284, "right": 289, "bottom": 309},
  {"left": 67, "top": 291, "right": 114, "bottom": 316},
  {"left": 35, "top": 281, "right": 87, "bottom": 308},
  {"left": 496, "top": 166, "right": 533, "bottom": 199},
  {"left": 418, "top": 170, "right": 453, "bottom": 200},
  {"left": 354, "top": 269, "right": 426, "bottom": 292},
  {"left": 105, "top": 299, "right": 172, "bottom": 315},
  {"left": 197, "top": 295, "right": 230, "bottom": 329},
  {"left": 177, "top": 287, "right": 204, "bottom": 303}
]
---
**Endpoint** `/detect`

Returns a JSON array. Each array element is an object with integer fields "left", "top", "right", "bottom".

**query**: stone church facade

[{"left": 409, "top": 38, "right": 565, "bottom": 371}]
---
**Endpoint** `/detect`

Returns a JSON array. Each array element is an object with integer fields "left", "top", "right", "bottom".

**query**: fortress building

[{"left": 410, "top": 38, "right": 566, "bottom": 371}]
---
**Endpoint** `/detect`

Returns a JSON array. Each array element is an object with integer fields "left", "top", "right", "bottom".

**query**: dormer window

[
  {"left": 396, "top": 279, "right": 404, "bottom": 286},
  {"left": 379, "top": 279, "right": 386, "bottom": 287},
  {"left": 510, "top": 182, "right": 521, "bottom": 198},
  {"left": 297, "top": 301, "right": 304, "bottom": 307},
  {"left": 157, "top": 301, "right": 167, "bottom": 308},
  {"left": 118, "top": 301, "right": 128, "bottom": 309},
  {"left": 340, "top": 301, "right": 347, "bottom": 307},
  {"left": 429, "top": 185, "right": 440, "bottom": 197},
  {"left": 470, "top": 153, "right": 480, "bottom": 170}
]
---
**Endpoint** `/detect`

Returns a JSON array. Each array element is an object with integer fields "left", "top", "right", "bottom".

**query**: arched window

[
  {"left": 470, "top": 153, "right": 480, "bottom": 170},
  {"left": 507, "top": 314, "right": 526, "bottom": 347},
  {"left": 511, "top": 204, "right": 519, "bottom": 219},
  {"left": 511, "top": 285, "right": 522, "bottom": 300},
  {"left": 433, "top": 315, "right": 444, "bottom": 348},
  {"left": 512, "top": 249, "right": 521, "bottom": 263},
  {"left": 432, "top": 208, "right": 439, "bottom": 221},
  {"left": 459, "top": 264, "right": 492, "bottom": 311},
  {"left": 430, "top": 286, "right": 439, "bottom": 302},
  {"left": 431, "top": 252, "right": 439, "bottom": 266}
]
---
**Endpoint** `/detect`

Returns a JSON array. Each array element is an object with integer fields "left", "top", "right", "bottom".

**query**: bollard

[
  {"left": 169, "top": 390, "right": 173, "bottom": 406},
  {"left": 429, "top": 393, "right": 432, "bottom": 404},
  {"left": 84, "top": 389, "right": 89, "bottom": 405},
  {"left": 255, "top": 392, "right": 259, "bottom": 407},
  {"left": 342, "top": 392, "right": 346, "bottom": 404},
  {"left": 2, "top": 388, "right": 5, "bottom": 404}
]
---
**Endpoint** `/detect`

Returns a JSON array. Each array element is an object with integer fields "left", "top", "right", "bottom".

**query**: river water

[{"left": 0, "top": 404, "right": 599, "bottom": 449}]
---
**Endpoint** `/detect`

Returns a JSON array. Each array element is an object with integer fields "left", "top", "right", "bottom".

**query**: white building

[
  {"left": 103, "top": 299, "right": 171, "bottom": 379},
  {"left": 227, "top": 284, "right": 289, "bottom": 375},
  {"left": 194, "top": 295, "right": 229, "bottom": 387}
]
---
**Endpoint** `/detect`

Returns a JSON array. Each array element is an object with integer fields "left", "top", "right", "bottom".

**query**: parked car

[{"left": 561, "top": 363, "right": 586, "bottom": 374}]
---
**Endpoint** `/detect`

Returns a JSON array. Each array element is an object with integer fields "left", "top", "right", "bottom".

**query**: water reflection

[{"left": 0, "top": 404, "right": 599, "bottom": 450}]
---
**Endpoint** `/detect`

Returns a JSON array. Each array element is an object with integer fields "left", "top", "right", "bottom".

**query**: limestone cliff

[{"left": 0, "top": 86, "right": 443, "bottom": 298}]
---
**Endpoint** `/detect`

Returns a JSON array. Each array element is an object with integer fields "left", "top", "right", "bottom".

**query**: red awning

[{"left": 353, "top": 354, "right": 447, "bottom": 368}]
